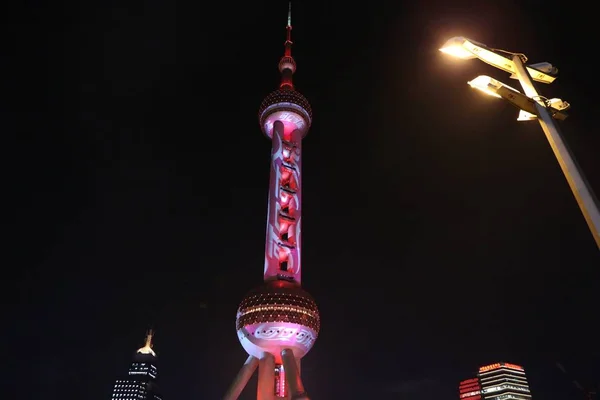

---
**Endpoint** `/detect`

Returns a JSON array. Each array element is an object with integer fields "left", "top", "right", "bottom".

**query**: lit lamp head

[
  {"left": 467, "top": 75, "right": 536, "bottom": 120},
  {"left": 467, "top": 75, "right": 503, "bottom": 98},
  {"left": 440, "top": 36, "right": 557, "bottom": 84},
  {"left": 466, "top": 75, "right": 568, "bottom": 121},
  {"left": 439, "top": 36, "right": 478, "bottom": 59},
  {"left": 440, "top": 36, "right": 517, "bottom": 76}
]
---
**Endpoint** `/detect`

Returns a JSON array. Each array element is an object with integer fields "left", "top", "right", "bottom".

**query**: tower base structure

[
  {"left": 223, "top": 349, "right": 309, "bottom": 400},
  {"left": 225, "top": 280, "right": 318, "bottom": 399}
]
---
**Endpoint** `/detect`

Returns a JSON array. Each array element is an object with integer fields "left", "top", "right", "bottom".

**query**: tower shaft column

[
  {"left": 264, "top": 120, "right": 303, "bottom": 283},
  {"left": 257, "top": 353, "right": 276, "bottom": 400}
]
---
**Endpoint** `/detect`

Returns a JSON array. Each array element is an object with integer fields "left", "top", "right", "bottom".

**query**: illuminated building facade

[
  {"left": 460, "top": 377, "right": 482, "bottom": 400},
  {"left": 223, "top": 4, "right": 319, "bottom": 400},
  {"left": 478, "top": 362, "right": 532, "bottom": 400},
  {"left": 110, "top": 331, "right": 162, "bottom": 400}
]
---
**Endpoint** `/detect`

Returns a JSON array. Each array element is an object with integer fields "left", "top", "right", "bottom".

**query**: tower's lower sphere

[{"left": 236, "top": 280, "right": 320, "bottom": 364}]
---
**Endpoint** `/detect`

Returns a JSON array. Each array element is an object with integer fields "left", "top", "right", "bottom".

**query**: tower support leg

[
  {"left": 223, "top": 355, "right": 259, "bottom": 400},
  {"left": 281, "top": 349, "right": 309, "bottom": 400},
  {"left": 257, "top": 353, "right": 276, "bottom": 400}
]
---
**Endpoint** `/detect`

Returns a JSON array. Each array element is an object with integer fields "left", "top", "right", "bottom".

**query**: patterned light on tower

[{"left": 223, "top": 3, "right": 319, "bottom": 400}]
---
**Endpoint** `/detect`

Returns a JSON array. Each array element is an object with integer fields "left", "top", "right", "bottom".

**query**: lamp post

[
  {"left": 440, "top": 37, "right": 600, "bottom": 249},
  {"left": 466, "top": 75, "right": 568, "bottom": 122}
]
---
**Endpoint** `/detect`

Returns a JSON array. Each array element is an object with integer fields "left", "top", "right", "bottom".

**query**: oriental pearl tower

[{"left": 223, "top": 4, "right": 319, "bottom": 400}]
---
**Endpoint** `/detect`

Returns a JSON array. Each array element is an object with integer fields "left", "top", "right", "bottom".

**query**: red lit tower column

[{"left": 223, "top": 4, "right": 320, "bottom": 400}]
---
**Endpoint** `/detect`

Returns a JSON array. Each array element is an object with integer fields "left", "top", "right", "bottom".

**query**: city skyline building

[
  {"left": 223, "top": 3, "right": 319, "bottom": 400},
  {"left": 478, "top": 362, "right": 532, "bottom": 400},
  {"left": 109, "top": 331, "right": 163, "bottom": 400},
  {"left": 460, "top": 377, "right": 482, "bottom": 400}
]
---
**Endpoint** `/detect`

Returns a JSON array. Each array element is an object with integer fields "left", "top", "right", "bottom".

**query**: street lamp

[
  {"left": 440, "top": 36, "right": 600, "bottom": 249},
  {"left": 467, "top": 75, "right": 569, "bottom": 121},
  {"left": 439, "top": 37, "right": 558, "bottom": 83}
]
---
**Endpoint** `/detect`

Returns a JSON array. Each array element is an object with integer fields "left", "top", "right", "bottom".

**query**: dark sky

[{"left": 5, "top": 0, "right": 600, "bottom": 399}]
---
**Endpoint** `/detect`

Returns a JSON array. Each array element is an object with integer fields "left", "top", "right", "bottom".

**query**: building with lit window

[
  {"left": 459, "top": 377, "right": 482, "bottom": 400},
  {"left": 478, "top": 362, "right": 532, "bottom": 400},
  {"left": 110, "top": 331, "right": 163, "bottom": 400}
]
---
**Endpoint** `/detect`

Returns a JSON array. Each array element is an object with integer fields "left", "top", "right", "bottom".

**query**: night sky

[{"left": 6, "top": 0, "right": 600, "bottom": 399}]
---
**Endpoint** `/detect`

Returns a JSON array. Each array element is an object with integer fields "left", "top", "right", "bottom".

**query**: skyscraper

[
  {"left": 459, "top": 377, "right": 482, "bottom": 400},
  {"left": 223, "top": 3, "right": 319, "bottom": 400},
  {"left": 461, "top": 362, "right": 532, "bottom": 400},
  {"left": 110, "top": 331, "right": 163, "bottom": 400}
]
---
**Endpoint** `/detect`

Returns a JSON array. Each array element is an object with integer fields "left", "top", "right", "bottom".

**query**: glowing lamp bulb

[
  {"left": 281, "top": 193, "right": 289, "bottom": 203},
  {"left": 467, "top": 75, "right": 502, "bottom": 98},
  {"left": 283, "top": 149, "right": 290, "bottom": 158},
  {"left": 439, "top": 37, "right": 477, "bottom": 59}
]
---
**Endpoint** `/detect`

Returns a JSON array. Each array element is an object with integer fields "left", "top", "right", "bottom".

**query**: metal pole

[
  {"left": 223, "top": 355, "right": 259, "bottom": 400},
  {"left": 512, "top": 55, "right": 600, "bottom": 249}
]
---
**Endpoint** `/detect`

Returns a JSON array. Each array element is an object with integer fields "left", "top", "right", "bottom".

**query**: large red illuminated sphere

[
  {"left": 236, "top": 280, "right": 320, "bottom": 363},
  {"left": 258, "top": 88, "right": 312, "bottom": 139}
]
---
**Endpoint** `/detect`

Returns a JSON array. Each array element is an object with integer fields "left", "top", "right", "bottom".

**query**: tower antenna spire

[
  {"left": 137, "top": 328, "right": 156, "bottom": 356},
  {"left": 144, "top": 329, "right": 153, "bottom": 347},
  {"left": 279, "top": 2, "right": 296, "bottom": 89}
]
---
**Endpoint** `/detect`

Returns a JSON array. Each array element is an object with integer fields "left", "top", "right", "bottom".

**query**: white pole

[{"left": 512, "top": 55, "right": 600, "bottom": 249}]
